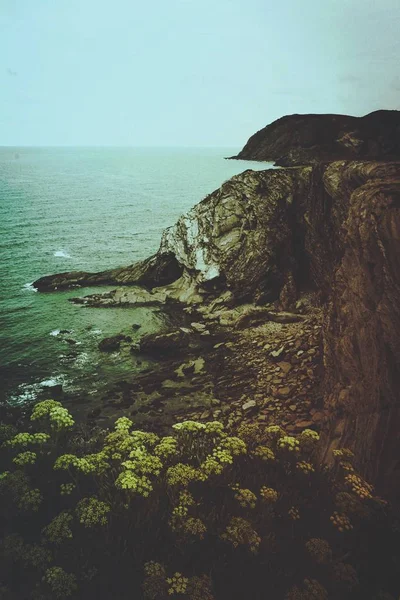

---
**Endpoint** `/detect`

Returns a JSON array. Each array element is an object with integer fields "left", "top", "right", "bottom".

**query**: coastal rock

[
  {"left": 34, "top": 252, "right": 183, "bottom": 291},
  {"left": 139, "top": 330, "right": 192, "bottom": 357},
  {"left": 98, "top": 334, "right": 132, "bottom": 352}
]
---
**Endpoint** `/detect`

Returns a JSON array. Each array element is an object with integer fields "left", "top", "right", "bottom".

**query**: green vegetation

[{"left": 0, "top": 400, "right": 399, "bottom": 599}]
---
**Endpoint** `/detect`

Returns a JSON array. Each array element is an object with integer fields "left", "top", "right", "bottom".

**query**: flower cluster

[
  {"left": 115, "top": 471, "right": 153, "bottom": 496},
  {"left": 204, "top": 421, "right": 225, "bottom": 435},
  {"left": 237, "top": 423, "right": 267, "bottom": 446},
  {"left": 144, "top": 561, "right": 166, "bottom": 579},
  {"left": 182, "top": 517, "right": 207, "bottom": 539},
  {"left": 48, "top": 406, "right": 75, "bottom": 430},
  {"left": 114, "top": 416, "right": 133, "bottom": 431},
  {"left": 167, "top": 572, "right": 189, "bottom": 595},
  {"left": 212, "top": 446, "right": 234, "bottom": 464},
  {"left": 13, "top": 451, "right": 37, "bottom": 466},
  {"left": 333, "top": 448, "right": 354, "bottom": 460},
  {"left": 252, "top": 445, "right": 275, "bottom": 461},
  {"left": 0, "top": 424, "right": 17, "bottom": 443},
  {"left": 305, "top": 538, "right": 332, "bottom": 564},
  {"left": 18, "top": 488, "right": 43, "bottom": 512},
  {"left": 42, "top": 566, "right": 77, "bottom": 599},
  {"left": 286, "top": 578, "right": 328, "bottom": 600},
  {"left": 76, "top": 497, "right": 110, "bottom": 527},
  {"left": 30, "top": 399, "right": 62, "bottom": 420},
  {"left": 199, "top": 457, "right": 224, "bottom": 479},
  {"left": 288, "top": 506, "right": 300, "bottom": 520},
  {"left": 332, "top": 562, "right": 359, "bottom": 588},
  {"left": 330, "top": 511, "right": 353, "bottom": 532},
  {"left": 54, "top": 454, "right": 83, "bottom": 470},
  {"left": 1, "top": 535, "right": 51, "bottom": 569},
  {"left": 178, "top": 490, "right": 195, "bottom": 507},
  {"left": 172, "top": 421, "right": 206, "bottom": 433},
  {"left": 142, "top": 561, "right": 168, "bottom": 599},
  {"left": 5, "top": 432, "right": 50, "bottom": 448},
  {"left": 234, "top": 488, "right": 257, "bottom": 509},
  {"left": 221, "top": 517, "right": 261, "bottom": 553},
  {"left": 344, "top": 474, "right": 373, "bottom": 499},
  {"left": 187, "top": 575, "right": 214, "bottom": 600},
  {"left": 339, "top": 460, "right": 355, "bottom": 473},
  {"left": 31, "top": 400, "right": 74, "bottom": 431},
  {"left": 122, "top": 450, "right": 163, "bottom": 476},
  {"left": 166, "top": 464, "right": 199, "bottom": 487},
  {"left": 220, "top": 436, "right": 247, "bottom": 456},
  {"left": 154, "top": 436, "right": 178, "bottom": 459},
  {"left": 300, "top": 429, "right": 319, "bottom": 441},
  {"left": 43, "top": 511, "right": 73, "bottom": 543},
  {"left": 265, "top": 425, "right": 285, "bottom": 438},
  {"left": 260, "top": 486, "right": 278, "bottom": 503},
  {"left": 278, "top": 436, "right": 300, "bottom": 453},
  {"left": 296, "top": 461, "right": 315, "bottom": 474}
]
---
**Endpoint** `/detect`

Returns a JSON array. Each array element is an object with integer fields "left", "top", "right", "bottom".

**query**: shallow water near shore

[{"left": 0, "top": 147, "right": 274, "bottom": 406}]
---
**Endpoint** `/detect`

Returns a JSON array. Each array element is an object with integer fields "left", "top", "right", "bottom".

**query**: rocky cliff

[
  {"left": 34, "top": 160, "right": 400, "bottom": 499},
  {"left": 230, "top": 110, "right": 400, "bottom": 166}
]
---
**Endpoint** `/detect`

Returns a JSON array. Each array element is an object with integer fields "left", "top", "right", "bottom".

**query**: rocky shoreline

[{"left": 33, "top": 151, "right": 400, "bottom": 501}]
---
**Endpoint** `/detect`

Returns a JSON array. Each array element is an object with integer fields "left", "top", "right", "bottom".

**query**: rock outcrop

[{"left": 229, "top": 110, "right": 400, "bottom": 166}]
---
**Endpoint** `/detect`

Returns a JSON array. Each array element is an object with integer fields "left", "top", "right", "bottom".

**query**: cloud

[{"left": 6, "top": 68, "right": 17, "bottom": 76}]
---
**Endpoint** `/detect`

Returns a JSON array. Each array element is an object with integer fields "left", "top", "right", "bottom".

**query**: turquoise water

[{"left": 0, "top": 147, "right": 272, "bottom": 405}]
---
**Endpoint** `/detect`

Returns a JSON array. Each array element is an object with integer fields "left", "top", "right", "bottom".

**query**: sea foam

[
  {"left": 22, "top": 282, "right": 38, "bottom": 292},
  {"left": 54, "top": 250, "right": 71, "bottom": 258}
]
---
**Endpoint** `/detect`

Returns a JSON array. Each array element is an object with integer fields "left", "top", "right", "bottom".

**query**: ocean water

[{"left": 0, "top": 147, "right": 273, "bottom": 407}]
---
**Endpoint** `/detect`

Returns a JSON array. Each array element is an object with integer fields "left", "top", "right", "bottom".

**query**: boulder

[
  {"left": 139, "top": 330, "right": 192, "bottom": 358},
  {"left": 98, "top": 334, "right": 132, "bottom": 352}
]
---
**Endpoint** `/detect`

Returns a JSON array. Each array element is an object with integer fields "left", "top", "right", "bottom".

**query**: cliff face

[
  {"left": 230, "top": 110, "right": 400, "bottom": 166},
  {"left": 34, "top": 160, "right": 400, "bottom": 498}
]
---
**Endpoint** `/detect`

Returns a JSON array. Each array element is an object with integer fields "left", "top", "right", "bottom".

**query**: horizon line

[{"left": 0, "top": 144, "right": 241, "bottom": 149}]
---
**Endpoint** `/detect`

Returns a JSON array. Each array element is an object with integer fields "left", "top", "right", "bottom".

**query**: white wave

[
  {"left": 74, "top": 352, "right": 91, "bottom": 367},
  {"left": 91, "top": 329, "right": 102, "bottom": 335},
  {"left": 54, "top": 250, "right": 71, "bottom": 258},
  {"left": 50, "top": 329, "right": 61, "bottom": 337},
  {"left": 22, "top": 282, "right": 38, "bottom": 292},
  {"left": 8, "top": 383, "right": 40, "bottom": 405},
  {"left": 40, "top": 377, "right": 64, "bottom": 387}
]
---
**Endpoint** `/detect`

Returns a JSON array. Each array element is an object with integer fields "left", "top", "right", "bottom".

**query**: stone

[
  {"left": 242, "top": 400, "right": 257, "bottom": 413},
  {"left": 277, "top": 361, "right": 292, "bottom": 374},
  {"left": 98, "top": 334, "right": 131, "bottom": 352},
  {"left": 277, "top": 387, "right": 291, "bottom": 398},
  {"left": 294, "top": 420, "right": 313, "bottom": 429},
  {"left": 191, "top": 322, "right": 206, "bottom": 332},
  {"left": 289, "top": 404, "right": 297, "bottom": 412},
  {"left": 270, "top": 346, "right": 285, "bottom": 359}
]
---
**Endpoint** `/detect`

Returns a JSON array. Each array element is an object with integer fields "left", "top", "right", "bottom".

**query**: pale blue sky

[{"left": 1, "top": 0, "right": 399, "bottom": 146}]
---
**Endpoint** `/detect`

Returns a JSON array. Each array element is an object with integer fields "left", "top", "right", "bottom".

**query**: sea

[{"left": 0, "top": 147, "right": 273, "bottom": 409}]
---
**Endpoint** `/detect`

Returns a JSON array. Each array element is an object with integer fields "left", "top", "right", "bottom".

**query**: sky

[{"left": 1, "top": 0, "right": 400, "bottom": 146}]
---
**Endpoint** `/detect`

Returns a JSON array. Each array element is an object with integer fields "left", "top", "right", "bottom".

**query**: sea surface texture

[{"left": 0, "top": 147, "right": 273, "bottom": 406}]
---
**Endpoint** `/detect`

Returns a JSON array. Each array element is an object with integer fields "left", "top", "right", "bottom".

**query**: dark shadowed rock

[
  {"left": 139, "top": 330, "right": 192, "bottom": 358},
  {"left": 98, "top": 334, "right": 132, "bottom": 352},
  {"left": 33, "top": 252, "right": 183, "bottom": 291}
]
